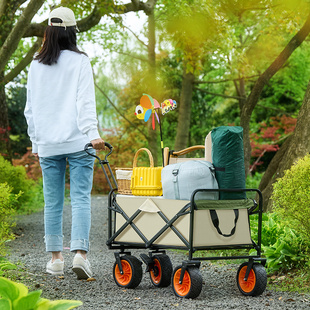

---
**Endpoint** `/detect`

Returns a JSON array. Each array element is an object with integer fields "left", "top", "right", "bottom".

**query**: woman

[{"left": 24, "top": 6, "right": 105, "bottom": 279}]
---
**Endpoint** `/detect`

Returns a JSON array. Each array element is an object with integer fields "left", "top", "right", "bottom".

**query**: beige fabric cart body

[{"left": 114, "top": 195, "right": 253, "bottom": 248}]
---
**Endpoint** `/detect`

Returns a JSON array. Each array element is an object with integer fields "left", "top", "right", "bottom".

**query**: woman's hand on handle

[{"left": 90, "top": 138, "right": 105, "bottom": 150}]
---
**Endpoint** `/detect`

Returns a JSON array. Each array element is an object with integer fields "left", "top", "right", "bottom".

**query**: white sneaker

[
  {"left": 46, "top": 259, "right": 64, "bottom": 275},
  {"left": 72, "top": 254, "right": 92, "bottom": 279}
]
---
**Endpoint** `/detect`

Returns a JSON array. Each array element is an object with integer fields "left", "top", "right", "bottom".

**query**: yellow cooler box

[
  {"left": 131, "top": 167, "right": 163, "bottom": 196},
  {"left": 130, "top": 148, "right": 163, "bottom": 196}
]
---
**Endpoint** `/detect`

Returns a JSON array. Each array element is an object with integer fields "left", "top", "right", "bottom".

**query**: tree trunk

[
  {"left": 258, "top": 135, "right": 292, "bottom": 193},
  {"left": 0, "top": 0, "right": 45, "bottom": 73},
  {"left": 174, "top": 68, "right": 195, "bottom": 151},
  {"left": 233, "top": 77, "right": 249, "bottom": 176},
  {"left": 146, "top": 9, "right": 160, "bottom": 165},
  {"left": 0, "top": 0, "right": 44, "bottom": 160},
  {"left": 240, "top": 12, "right": 310, "bottom": 174},
  {"left": 234, "top": 77, "right": 247, "bottom": 111},
  {"left": 261, "top": 79, "right": 310, "bottom": 211},
  {"left": 240, "top": 108, "right": 252, "bottom": 176}
]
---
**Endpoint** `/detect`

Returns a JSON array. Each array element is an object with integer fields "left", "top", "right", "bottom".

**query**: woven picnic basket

[{"left": 115, "top": 168, "right": 132, "bottom": 195}]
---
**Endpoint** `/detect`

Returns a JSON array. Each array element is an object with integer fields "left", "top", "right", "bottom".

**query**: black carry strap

[
  {"left": 210, "top": 209, "right": 239, "bottom": 237},
  {"left": 214, "top": 166, "right": 225, "bottom": 172}
]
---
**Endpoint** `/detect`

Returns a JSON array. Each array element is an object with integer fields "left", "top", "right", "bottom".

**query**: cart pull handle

[
  {"left": 84, "top": 142, "right": 118, "bottom": 192},
  {"left": 84, "top": 142, "right": 113, "bottom": 162}
]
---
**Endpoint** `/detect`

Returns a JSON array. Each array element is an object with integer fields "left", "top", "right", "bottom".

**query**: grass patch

[{"left": 268, "top": 268, "right": 310, "bottom": 294}]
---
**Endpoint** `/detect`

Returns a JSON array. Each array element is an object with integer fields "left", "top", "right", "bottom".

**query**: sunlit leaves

[
  {"left": 164, "top": 1, "right": 220, "bottom": 74},
  {"left": 272, "top": 154, "right": 310, "bottom": 242}
]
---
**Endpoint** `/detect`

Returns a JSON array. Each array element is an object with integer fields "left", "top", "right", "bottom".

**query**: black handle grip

[
  {"left": 84, "top": 142, "right": 112, "bottom": 151},
  {"left": 84, "top": 142, "right": 113, "bottom": 161}
]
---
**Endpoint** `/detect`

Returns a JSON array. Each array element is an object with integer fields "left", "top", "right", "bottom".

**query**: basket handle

[
  {"left": 133, "top": 148, "right": 154, "bottom": 168},
  {"left": 170, "top": 145, "right": 205, "bottom": 157}
]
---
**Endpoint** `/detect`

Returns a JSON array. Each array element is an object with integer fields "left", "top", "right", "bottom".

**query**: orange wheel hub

[
  {"left": 238, "top": 266, "right": 256, "bottom": 293},
  {"left": 150, "top": 259, "right": 162, "bottom": 284},
  {"left": 115, "top": 260, "right": 132, "bottom": 286},
  {"left": 173, "top": 269, "right": 191, "bottom": 297}
]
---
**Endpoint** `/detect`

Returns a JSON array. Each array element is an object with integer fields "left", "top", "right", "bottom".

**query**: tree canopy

[{"left": 2, "top": 0, "right": 310, "bottom": 211}]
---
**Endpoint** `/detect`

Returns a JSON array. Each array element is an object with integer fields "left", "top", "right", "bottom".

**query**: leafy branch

[{"left": 94, "top": 82, "right": 148, "bottom": 140}]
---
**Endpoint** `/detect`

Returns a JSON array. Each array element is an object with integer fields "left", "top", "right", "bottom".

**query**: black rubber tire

[
  {"left": 236, "top": 262, "right": 267, "bottom": 296},
  {"left": 172, "top": 265, "right": 203, "bottom": 299},
  {"left": 113, "top": 255, "right": 142, "bottom": 289},
  {"left": 149, "top": 254, "right": 173, "bottom": 287}
]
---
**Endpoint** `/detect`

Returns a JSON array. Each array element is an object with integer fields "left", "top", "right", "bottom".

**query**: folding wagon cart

[{"left": 85, "top": 142, "right": 267, "bottom": 299}]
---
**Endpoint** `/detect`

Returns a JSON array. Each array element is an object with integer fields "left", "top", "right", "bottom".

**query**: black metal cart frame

[{"left": 85, "top": 143, "right": 267, "bottom": 299}]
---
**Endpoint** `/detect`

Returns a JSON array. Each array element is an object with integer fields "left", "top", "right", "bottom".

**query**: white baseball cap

[{"left": 48, "top": 7, "right": 79, "bottom": 30}]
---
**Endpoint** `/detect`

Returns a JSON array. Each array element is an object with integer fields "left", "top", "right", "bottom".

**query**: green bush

[
  {"left": 0, "top": 156, "right": 33, "bottom": 209},
  {"left": 0, "top": 183, "right": 20, "bottom": 256},
  {"left": 250, "top": 212, "right": 310, "bottom": 273},
  {"left": 272, "top": 154, "right": 310, "bottom": 240}
]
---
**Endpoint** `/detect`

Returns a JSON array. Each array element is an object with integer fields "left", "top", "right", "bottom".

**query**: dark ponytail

[{"left": 35, "top": 18, "right": 87, "bottom": 65}]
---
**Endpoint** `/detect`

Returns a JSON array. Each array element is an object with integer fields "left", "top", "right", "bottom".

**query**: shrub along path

[{"left": 7, "top": 195, "right": 310, "bottom": 309}]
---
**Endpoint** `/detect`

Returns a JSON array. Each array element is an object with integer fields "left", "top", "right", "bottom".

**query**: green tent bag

[{"left": 211, "top": 126, "right": 246, "bottom": 200}]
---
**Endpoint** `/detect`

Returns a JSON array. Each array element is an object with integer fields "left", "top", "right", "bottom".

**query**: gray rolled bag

[{"left": 161, "top": 160, "right": 219, "bottom": 200}]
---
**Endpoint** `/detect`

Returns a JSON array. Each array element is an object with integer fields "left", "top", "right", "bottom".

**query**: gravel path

[{"left": 7, "top": 195, "right": 310, "bottom": 310}]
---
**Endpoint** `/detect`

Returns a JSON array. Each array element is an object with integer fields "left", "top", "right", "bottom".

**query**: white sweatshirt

[{"left": 24, "top": 50, "right": 100, "bottom": 157}]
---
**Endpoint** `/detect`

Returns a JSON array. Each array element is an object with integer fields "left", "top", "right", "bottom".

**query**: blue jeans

[{"left": 39, "top": 149, "right": 95, "bottom": 253}]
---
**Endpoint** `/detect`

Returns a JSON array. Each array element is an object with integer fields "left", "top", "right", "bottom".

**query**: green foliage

[
  {"left": 250, "top": 212, "right": 310, "bottom": 273},
  {"left": 246, "top": 172, "right": 263, "bottom": 189},
  {"left": 263, "top": 227, "right": 309, "bottom": 273},
  {"left": 0, "top": 258, "right": 17, "bottom": 277},
  {"left": 6, "top": 83, "right": 31, "bottom": 156},
  {"left": 0, "top": 156, "right": 33, "bottom": 208},
  {"left": 272, "top": 154, "right": 310, "bottom": 240},
  {"left": 0, "top": 277, "right": 82, "bottom": 310},
  {"left": 0, "top": 183, "right": 19, "bottom": 256},
  {"left": 258, "top": 42, "right": 310, "bottom": 117},
  {"left": 0, "top": 156, "right": 44, "bottom": 213},
  {"left": 20, "top": 179, "right": 44, "bottom": 214},
  {"left": 165, "top": 1, "right": 219, "bottom": 75}
]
